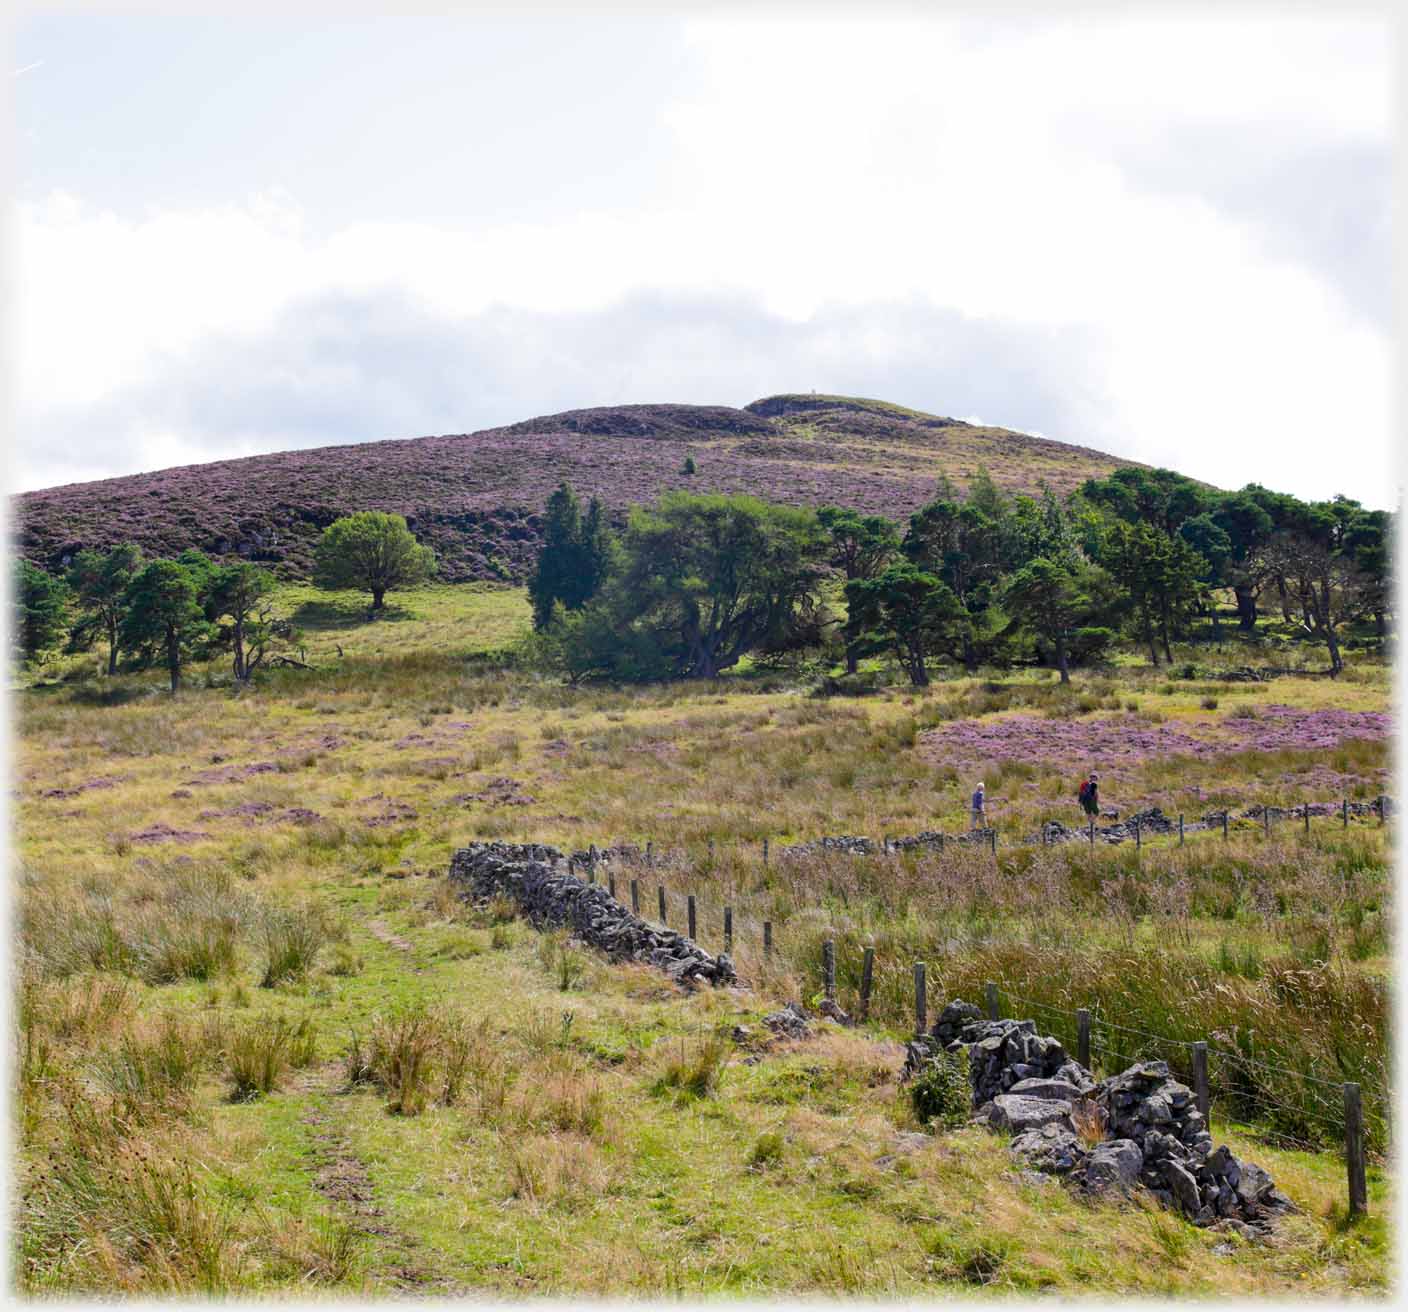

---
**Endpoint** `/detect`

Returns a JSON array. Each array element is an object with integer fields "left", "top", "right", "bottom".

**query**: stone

[
  {"left": 1007, "top": 1077, "right": 1083, "bottom": 1103},
  {"left": 988, "top": 1094, "right": 1074, "bottom": 1135},
  {"left": 1010, "top": 1123, "right": 1085, "bottom": 1174},
  {"left": 1084, "top": 1139, "right": 1143, "bottom": 1192},
  {"left": 1235, "top": 1162, "right": 1275, "bottom": 1206},
  {"left": 763, "top": 1004, "right": 812, "bottom": 1040},
  {"left": 1163, "top": 1159, "right": 1202, "bottom": 1214}
]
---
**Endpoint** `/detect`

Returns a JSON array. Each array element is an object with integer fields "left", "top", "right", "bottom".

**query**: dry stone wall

[
  {"left": 448, "top": 841, "right": 736, "bottom": 987},
  {"left": 903, "top": 1001, "right": 1294, "bottom": 1235}
]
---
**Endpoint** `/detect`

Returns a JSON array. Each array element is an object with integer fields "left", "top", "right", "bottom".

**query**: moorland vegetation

[{"left": 9, "top": 439, "right": 1395, "bottom": 1296}]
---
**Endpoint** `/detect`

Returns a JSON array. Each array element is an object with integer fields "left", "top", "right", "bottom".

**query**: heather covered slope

[{"left": 13, "top": 395, "right": 1136, "bottom": 583}]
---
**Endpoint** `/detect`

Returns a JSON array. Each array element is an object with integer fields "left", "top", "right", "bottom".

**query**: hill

[{"left": 13, "top": 394, "right": 1137, "bottom": 583}]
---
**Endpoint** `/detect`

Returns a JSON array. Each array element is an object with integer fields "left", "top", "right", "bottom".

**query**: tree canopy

[{"left": 312, "top": 512, "right": 435, "bottom": 610}]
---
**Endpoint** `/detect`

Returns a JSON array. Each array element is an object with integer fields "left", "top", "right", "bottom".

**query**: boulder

[
  {"left": 1084, "top": 1139, "right": 1143, "bottom": 1192},
  {"left": 988, "top": 1094, "right": 1074, "bottom": 1135},
  {"left": 1163, "top": 1159, "right": 1202, "bottom": 1215},
  {"left": 1007, "top": 1077, "right": 1083, "bottom": 1103},
  {"left": 1009, "top": 1123, "right": 1085, "bottom": 1175}
]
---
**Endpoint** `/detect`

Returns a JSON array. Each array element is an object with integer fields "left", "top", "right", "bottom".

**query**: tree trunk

[
  {"left": 106, "top": 616, "right": 120, "bottom": 676},
  {"left": 1326, "top": 624, "right": 1343, "bottom": 676},
  {"left": 371, "top": 587, "right": 386, "bottom": 611},
  {"left": 1210, "top": 602, "right": 1222, "bottom": 642},
  {"left": 1234, "top": 585, "right": 1258, "bottom": 632},
  {"left": 1375, "top": 610, "right": 1387, "bottom": 638},
  {"left": 1142, "top": 610, "right": 1160, "bottom": 666},
  {"left": 232, "top": 620, "right": 246, "bottom": 682},
  {"left": 166, "top": 628, "right": 181, "bottom": 693},
  {"left": 961, "top": 630, "right": 977, "bottom": 675},
  {"left": 1055, "top": 630, "right": 1069, "bottom": 684},
  {"left": 908, "top": 643, "right": 929, "bottom": 687}
]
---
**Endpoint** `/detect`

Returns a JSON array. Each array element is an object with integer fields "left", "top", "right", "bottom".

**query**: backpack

[{"left": 1077, "top": 780, "right": 1091, "bottom": 804}]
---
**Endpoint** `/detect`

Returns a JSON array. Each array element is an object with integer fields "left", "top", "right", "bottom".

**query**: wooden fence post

[
  {"left": 1344, "top": 1083, "right": 1367, "bottom": 1216},
  {"left": 646, "top": 840, "right": 654, "bottom": 866},
  {"left": 707, "top": 838, "right": 715, "bottom": 863},
  {"left": 1222, "top": 811, "right": 1229, "bottom": 841},
  {"left": 1077, "top": 1008, "right": 1091, "bottom": 1069},
  {"left": 1179, "top": 814, "right": 1185, "bottom": 846},
  {"left": 859, "top": 946, "right": 875, "bottom": 1021},
  {"left": 762, "top": 838, "right": 769, "bottom": 867},
  {"left": 990, "top": 829, "right": 997, "bottom": 855},
  {"left": 630, "top": 879, "right": 640, "bottom": 915},
  {"left": 608, "top": 871, "right": 616, "bottom": 901},
  {"left": 763, "top": 921, "right": 773, "bottom": 958},
  {"left": 1089, "top": 818, "right": 1095, "bottom": 846},
  {"left": 1304, "top": 803, "right": 1311, "bottom": 835},
  {"left": 1342, "top": 797, "right": 1349, "bottom": 828},
  {"left": 823, "top": 940, "right": 836, "bottom": 1001},
  {"left": 723, "top": 905, "right": 733, "bottom": 953},
  {"left": 687, "top": 894, "right": 697, "bottom": 941},
  {"left": 1192, "top": 1041, "right": 1209, "bottom": 1120},
  {"left": 985, "top": 980, "right": 999, "bottom": 1021},
  {"left": 1263, "top": 806, "right": 1270, "bottom": 838},
  {"left": 1379, "top": 796, "right": 1387, "bottom": 826},
  {"left": 658, "top": 886, "right": 667, "bottom": 926},
  {"left": 1135, "top": 817, "right": 1141, "bottom": 851},
  {"left": 913, "top": 962, "right": 927, "bottom": 1035}
]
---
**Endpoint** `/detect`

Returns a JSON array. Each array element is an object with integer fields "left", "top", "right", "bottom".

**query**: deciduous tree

[{"left": 312, "top": 512, "right": 435, "bottom": 611}]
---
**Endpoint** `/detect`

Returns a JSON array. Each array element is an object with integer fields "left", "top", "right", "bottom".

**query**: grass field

[{"left": 13, "top": 582, "right": 1394, "bottom": 1294}]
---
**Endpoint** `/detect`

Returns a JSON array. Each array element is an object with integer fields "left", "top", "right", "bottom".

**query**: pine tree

[
  {"left": 529, "top": 484, "right": 613, "bottom": 630},
  {"left": 15, "top": 560, "right": 71, "bottom": 664}
]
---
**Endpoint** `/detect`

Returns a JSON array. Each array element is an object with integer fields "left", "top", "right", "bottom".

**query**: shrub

[
  {"left": 909, "top": 1048, "right": 970, "bottom": 1129},
  {"left": 227, "top": 1016, "right": 296, "bottom": 1101},
  {"left": 747, "top": 1131, "right": 785, "bottom": 1170},
  {"left": 1200, "top": 696, "right": 1219, "bottom": 710},
  {"left": 260, "top": 906, "right": 327, "bottom": 987},
  {"left": 653, "top": 1036, "right": 727, "bottom": 1100},
  {"left": 95, "top": 1017, "right": 203, "bottom": 1121}
]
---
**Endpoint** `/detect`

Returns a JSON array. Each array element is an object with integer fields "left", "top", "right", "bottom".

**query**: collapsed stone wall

[
  {"left": 448, "top": 841, "right": 736, "bottom": 987},
  {"left": 780, "top": 796, "right": 1391, "bottom": 855},
  {"left": 903, "top": 1001, "right": 1293, "bottom": 1235}
]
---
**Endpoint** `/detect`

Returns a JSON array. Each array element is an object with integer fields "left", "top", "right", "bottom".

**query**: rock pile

[
  {"left": 448, "top": 842, "right": 736, "bottom": 987},
  {"left": 901, "top": 1000, "right": 1293, "bottom": 1233}
]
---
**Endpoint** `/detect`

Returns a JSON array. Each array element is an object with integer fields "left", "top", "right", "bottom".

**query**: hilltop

[{"left": 13, "top": 394, "right": 1136, "bottom": 582}]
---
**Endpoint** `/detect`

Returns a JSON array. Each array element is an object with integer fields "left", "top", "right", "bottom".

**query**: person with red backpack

[{"left": 1078, "top": 772, "right": 1100, "bottom": 818}]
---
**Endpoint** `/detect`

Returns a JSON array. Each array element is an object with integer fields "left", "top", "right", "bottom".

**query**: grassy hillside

[
  {"left": 14, "top": 582, "right": 1391, "bottom": 1295},
  {"left": 12, "top": 395, "right": 1136, "bottom": 583}
]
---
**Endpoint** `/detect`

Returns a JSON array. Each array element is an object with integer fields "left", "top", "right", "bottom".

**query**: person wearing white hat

[{"left": 970, "top": 781, "right": 986, "bottom": 830}]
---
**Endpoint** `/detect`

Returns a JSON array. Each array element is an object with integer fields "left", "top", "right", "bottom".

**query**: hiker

[
  {"left": 1078, "top": 772, "right": 1100, "bottom": 820},
  {"left": 970, "top": 781, "right": 987, "bottom": 829}
]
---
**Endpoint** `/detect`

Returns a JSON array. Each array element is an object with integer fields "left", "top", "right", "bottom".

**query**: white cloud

[{"left": 9, "top": 12, "right": 1395, "bottom": 508}]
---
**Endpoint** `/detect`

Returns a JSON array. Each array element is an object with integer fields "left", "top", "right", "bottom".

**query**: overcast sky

[{"left": 7, "top": 10, "right": 1396, "bottom": 508}]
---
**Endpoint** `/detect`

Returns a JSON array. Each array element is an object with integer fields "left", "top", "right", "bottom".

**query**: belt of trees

[
  {"left": 523, "top": 466, "right": 1392, "bottom": 685},
  {"left": 13, "top": 509, "right": 435, "bottom": 691},
  {"left": 13, "top": 466, "right": 1392, "bottom": 689}
]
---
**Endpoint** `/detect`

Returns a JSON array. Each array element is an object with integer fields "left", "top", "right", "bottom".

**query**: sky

[{"left": 6, "top": 9, "right": 1397, "bottom": 508}]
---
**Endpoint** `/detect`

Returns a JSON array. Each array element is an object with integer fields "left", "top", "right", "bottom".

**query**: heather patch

[
  {"left": 181, "top": 761, "right": 279, "bottom": 786},
  {"left": 38, "top": 774, "right": 130, "bottom": 799},
  {"left": 451, "top": 777, "right": 537, "bottom": 807},
  {"left": 920, "top": 707, "right": 1390, "bottom": 778},
  {"left": 126, "top": 824, "right": 214, "bottom": 845},
  {"left": 14, "top": 397, "right": 1128, "bottom": 584},
  {"left": 196, "top": 802, "right": 277, "bottom": 822}
]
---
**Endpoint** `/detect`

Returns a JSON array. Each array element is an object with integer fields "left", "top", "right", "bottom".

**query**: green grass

[{"left": 13, "top": 582, "right": 1393, "bottom": 1294}]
